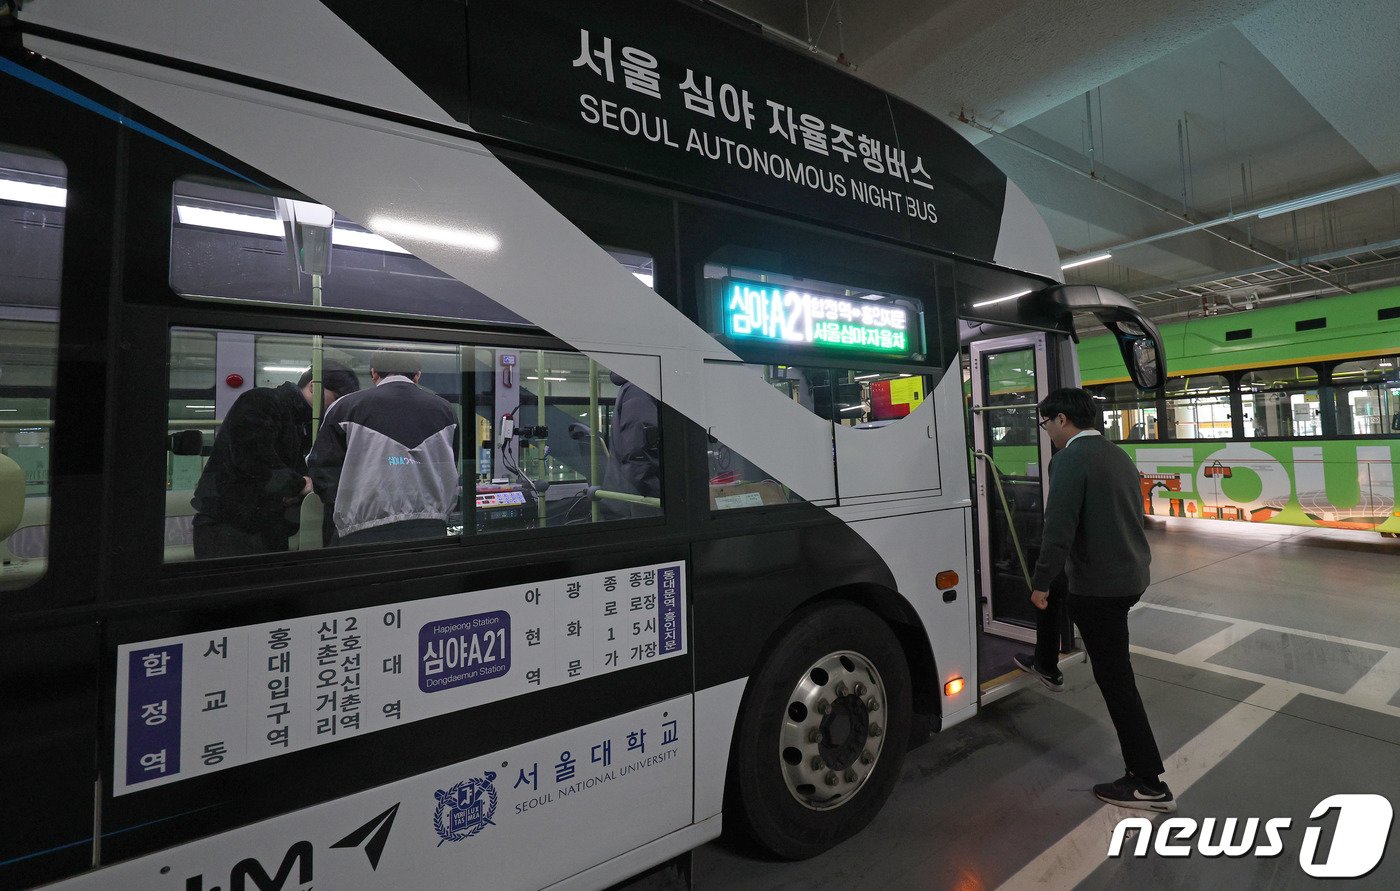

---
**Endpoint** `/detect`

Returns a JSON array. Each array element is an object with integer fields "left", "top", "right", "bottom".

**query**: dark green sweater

[{"left": 1030, "top": 433, "right": 1151, "bottom": 597}]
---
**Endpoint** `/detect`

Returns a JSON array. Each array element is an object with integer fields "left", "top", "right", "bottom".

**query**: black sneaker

[
  {"left": 1013, "top": 653, "right": 1065, "bottom": 691},
  {"left": 1093, "top": 774, "right": 1177, "bottom": 813}
]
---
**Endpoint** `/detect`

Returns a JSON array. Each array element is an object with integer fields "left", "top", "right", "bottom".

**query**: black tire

[{"left": 728, "top": 601, "right": 912, "bottom": 860}]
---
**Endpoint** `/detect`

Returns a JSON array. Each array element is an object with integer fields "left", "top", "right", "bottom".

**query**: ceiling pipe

[
  {"left": 955, "top": 114, "right": 1354, "bottom": 296},
  {"left": 703, "top": 0, "right": 856, "bottom": 69}
]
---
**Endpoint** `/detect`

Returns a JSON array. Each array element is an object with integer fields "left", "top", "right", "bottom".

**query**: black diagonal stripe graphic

[{"left": 332, "top": 802, "right": 400, "bottom": 871}]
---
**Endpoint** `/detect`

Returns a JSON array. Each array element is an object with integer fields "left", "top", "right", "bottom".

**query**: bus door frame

[{"left": 969, "top": 332, "right": 1054, "bottom": 642}]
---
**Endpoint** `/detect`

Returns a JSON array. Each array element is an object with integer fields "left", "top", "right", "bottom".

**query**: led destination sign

[{"left": 722, "top": 279, "right": 913, "bottom": 357}]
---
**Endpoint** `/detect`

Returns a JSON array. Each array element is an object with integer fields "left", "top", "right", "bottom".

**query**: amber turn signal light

[
  {"left": 944, "top": 677, "right": 965, "bottom": 697},
  {"left": 935, "top": 570, "right": 959, "bottom": 590}
]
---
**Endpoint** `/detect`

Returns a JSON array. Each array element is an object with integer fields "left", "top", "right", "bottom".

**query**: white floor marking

[
  {"left": 1346, "top": 649, "right": 1400, "bottom": 709},
  {"left": 1129, "top": 603, "right": 1400, "bottom": 718},
  {"left": 1137, "top": 601, "right": 1400, "bottom": 656},
  {"left": 996, "top": 685, "right": 1297, "bottom": 891}
]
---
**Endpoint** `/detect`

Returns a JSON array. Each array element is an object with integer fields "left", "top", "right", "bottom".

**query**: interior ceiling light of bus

[
  {"left": 175, "top": 204, "right": 412, "bottom": 254},
  {"left": 0, "top": 177, "right": 66, "bottom": 207},
  {"left": 971, "top": 289, "right": 1032, "bottom": 308}
]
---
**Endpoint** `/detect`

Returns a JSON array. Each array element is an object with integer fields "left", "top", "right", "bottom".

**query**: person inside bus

[
  {"left": 308, "top": 349, "right": 459, "bottom": 545},
  {"left": 599, "top": 371, "right": 661, "bottom": 519},
  {"left": 1015, "top": 387, "right": 1174, "bottom": 813},
  {"left": 191, "top": 360, "right": 361, "bottom": 558}
]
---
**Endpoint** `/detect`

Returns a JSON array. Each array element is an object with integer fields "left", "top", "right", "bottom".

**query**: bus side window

[
  {"left": 169, "top": 178, "right": 529, "bottom": 327},
  {"left": 706, "top": 366, "right": 932, "bottom": 511},
  {"left": 1164, "top": 374, "right": 1232, "bottom": 440},
  {"left": 1330, "top": 358, "right": 1398, "bottom": 436},
  {"left": 1241, "top": 365, "right": 1321, "bottom": 438},
  {"left": 1097, "top": 383, "right": 1159, "bottom": 442},
  {"left": 478, "top": 349, "right": 664, "bottom": 531},
  {"left": 0, "top": 146, "right": 64, "bottom": 591},
  {"left": 166, "top": 330, "right": 468, "bottom": 561}
]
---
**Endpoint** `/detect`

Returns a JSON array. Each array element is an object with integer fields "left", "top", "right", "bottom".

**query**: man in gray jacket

[
  {"left": 308, "top": 349, "right": 458, "bottom": 546},
  {"left": 1017, "top": 387, "right": 1173, "bottom": 812}
]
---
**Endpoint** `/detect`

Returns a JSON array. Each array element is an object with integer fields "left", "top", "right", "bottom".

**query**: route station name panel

[{"left": 114, "top": 562, "right": 686, "bottom": 794}]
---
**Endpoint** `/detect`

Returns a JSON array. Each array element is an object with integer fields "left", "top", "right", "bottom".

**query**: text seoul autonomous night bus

[{"left": 0, "top": 1, "right": 1163, "bottom": 888}]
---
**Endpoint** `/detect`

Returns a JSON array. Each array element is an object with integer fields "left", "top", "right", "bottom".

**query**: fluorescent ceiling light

[
  {"left": 262, "top": 365, "right": 308, "bottom": 373},
  {"left": 178, "top": 204, "right": 417, "bottom": 254},
  {"left": 971, "top": 289, "right": 1031, "bottom": 309},
  {"left": 525, "top": 376, "right": 568, "bottom": 382},
  {"left": 185, "top": 405, "right": 214, "bottom": 409},
  {"left": 854, "top": 373, "right": 882, "bottom": 381},
  {"left": 0, "top": 179, "right": 67, "bottom": 207},
  {"left": 840, "top": 404, "right": 868, "bottom": 413},
  {"left": 632, "top": 272, "right": 654, "bottom": 288},
  {"left": 367, "top": 215, "right": 500, "bottom": 253},
  {"left": 177, "top": 205, "right": 282, "bottom": 237},
  {"left": 0, "top": 408, "right": 17, "bottom": 412},
  {"left": 1060, "top": 252, "right": 1112, "bottom": 270},
  {"left": 332, "top": 228, "right": 409, "bottom": 254},
  {"left": 1256, "top": 171, "right": 1400, "bottom": 219}
]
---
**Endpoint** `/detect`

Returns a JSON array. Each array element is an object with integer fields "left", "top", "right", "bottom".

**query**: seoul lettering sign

[{"left": 722, "top": 279, "right": 913, "bottom": 358}]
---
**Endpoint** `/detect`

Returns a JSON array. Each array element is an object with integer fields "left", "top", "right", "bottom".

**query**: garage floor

[{"left": 692, "top": 517, "right": 1400, "bottom": 889}]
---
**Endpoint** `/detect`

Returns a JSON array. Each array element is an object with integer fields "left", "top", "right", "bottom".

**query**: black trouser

[
  {"left": 192, "top": 520, "right": 288, "bottom": 558},
  {"left": 1032, "top": 578, "right": 1070, "bottom": 672},
  {"left": 1030, "top": 585, "right": 1058, "bottom": 666},
  {"left": 1074, "top": 593, "right": 1165, "bottom": 780}
]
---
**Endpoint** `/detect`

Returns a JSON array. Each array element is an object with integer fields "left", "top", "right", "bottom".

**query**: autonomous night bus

[{"left": 0, "top": 1, "right": 1162, "bottom": 887}]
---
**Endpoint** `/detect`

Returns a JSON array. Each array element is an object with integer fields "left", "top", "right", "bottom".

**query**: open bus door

[
  {"left": 968, "top": 334, "right": 1066, "bottom": 687},
  {"left": 967, "top": 285, "right": 1165, "bottom": 701}
]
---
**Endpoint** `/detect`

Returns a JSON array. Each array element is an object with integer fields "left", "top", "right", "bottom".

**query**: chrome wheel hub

[{"left": 778, "top": 650, "right": 887, "bottom": 810}]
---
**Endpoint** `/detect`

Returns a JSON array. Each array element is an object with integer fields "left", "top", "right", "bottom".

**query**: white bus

[{"left": 0, "top": 1, "right": 1163, "bottom": 888}]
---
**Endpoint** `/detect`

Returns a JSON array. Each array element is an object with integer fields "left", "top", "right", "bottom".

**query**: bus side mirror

[
  {"left": 1040, "top": 285, "right": 1167, "bottom": 392},
  {"left": 1114, "top": 324, "right": 1162, "bottom": 390}
]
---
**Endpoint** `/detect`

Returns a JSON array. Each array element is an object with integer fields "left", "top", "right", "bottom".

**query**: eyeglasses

[{"left": 1037, "top": 417, "right": 1051, "bottom": 429}]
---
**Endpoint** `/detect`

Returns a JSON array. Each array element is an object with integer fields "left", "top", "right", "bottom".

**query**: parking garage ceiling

[{"left": 716, "top": 0, "right": 1400, "bottom": 326}]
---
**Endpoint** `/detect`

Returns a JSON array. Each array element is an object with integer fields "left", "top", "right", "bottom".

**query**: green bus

[{"left": 1078, "top": 286, "right": 1400, "bottom": 536}]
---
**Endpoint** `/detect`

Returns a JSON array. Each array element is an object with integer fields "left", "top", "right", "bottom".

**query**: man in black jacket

[
  {"left": 1017, "top": 387, "right": 1173, "bottom": 812},
  {"left": 599, "top": 372, "right": 661, "bottom": 520},
  {"left": 191, "top": 361, "right": 360, "bottom": 557}
]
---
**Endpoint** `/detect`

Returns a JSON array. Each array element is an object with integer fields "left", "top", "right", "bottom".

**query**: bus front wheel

[{"left": 729, "top": 601, "right": 912, "bottom": 860}]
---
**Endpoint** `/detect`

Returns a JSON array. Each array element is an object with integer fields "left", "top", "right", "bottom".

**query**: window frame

[
  {"left": 97, "top": 138, "right": 693, "bottom": 602},
  {"left": 124, "top": 304, "right": 688, "bottom": 600},
  {"left": 1160, "top": 373, "right": 1234, "bottom": 441}
]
